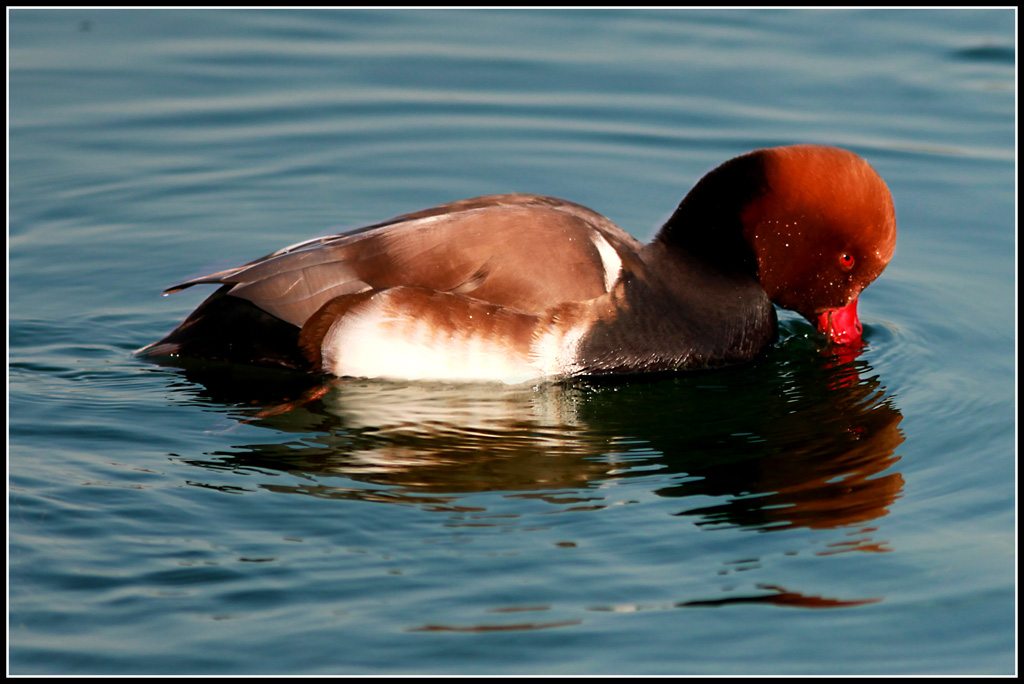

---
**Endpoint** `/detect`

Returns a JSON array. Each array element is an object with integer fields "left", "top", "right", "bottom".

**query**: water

[{"left": 8, "top": 8, "right": 1016, "bottom": 675}]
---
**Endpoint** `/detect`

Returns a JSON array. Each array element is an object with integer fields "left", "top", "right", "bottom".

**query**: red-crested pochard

[{"left": 138, "top": 145, "right": 896, "bottom": 383}]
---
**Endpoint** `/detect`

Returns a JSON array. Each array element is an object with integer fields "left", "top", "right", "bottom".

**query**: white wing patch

[{"left": 591, "top": 231, "right": 622, "bottom": 292}]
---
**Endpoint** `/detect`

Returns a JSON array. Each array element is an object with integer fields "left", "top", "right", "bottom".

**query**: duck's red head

[{"left": 740, "top": 145, "right": 897, "bottom": 346}]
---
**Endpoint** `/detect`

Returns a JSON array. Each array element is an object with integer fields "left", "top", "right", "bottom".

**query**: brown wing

[{"left": 164, "top": 193, "right": 645, "bottom": 327}]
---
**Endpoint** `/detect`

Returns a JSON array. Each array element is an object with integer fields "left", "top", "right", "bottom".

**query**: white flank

[{"left": 319, "top": 297, "right": 545, "bottom": 384}]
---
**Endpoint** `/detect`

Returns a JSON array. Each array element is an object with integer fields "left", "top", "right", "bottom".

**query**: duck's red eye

[{"left": 840, "top": 252, "right": 855, "bottom": 270}]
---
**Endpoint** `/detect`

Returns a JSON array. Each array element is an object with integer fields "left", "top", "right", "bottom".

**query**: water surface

[{"left": 9, "top": 8, "right": 1016, "bottom": 675}]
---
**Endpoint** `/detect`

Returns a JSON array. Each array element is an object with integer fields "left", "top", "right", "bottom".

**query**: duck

[{"left": 137, "top": 144, "right": 896, "bottom": 384}]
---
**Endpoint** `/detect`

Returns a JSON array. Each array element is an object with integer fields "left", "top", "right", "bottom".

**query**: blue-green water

[{"left": 9, "top": 8, "right": 1016, "bottom": 675}]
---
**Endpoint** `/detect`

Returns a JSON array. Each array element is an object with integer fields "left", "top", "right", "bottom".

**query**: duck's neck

[
  {"left": 652, "top": 150, "right": 769, "bottom": 276},
  {"left": 575, "top": 152, "right": 779, "bottom": 375}
]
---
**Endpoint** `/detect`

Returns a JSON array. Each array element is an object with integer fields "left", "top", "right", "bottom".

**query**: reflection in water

[
  {"left": 156, "top": 335, "right": 905, "bottom": 614},
  {"left": 405, "top": 579, "right": 880, "bottom": 633},
  {"left": 162, "top": 333, "right": 905, "bottom": 536},
  {"left": 676, "top": 584, "right": 882, "bottom": 609},
  {"left": 409, "top": 619, "right": 581, "bottom": 633},
  {"left": 648, "top": 350, "right": 905, "bottom": 536}
]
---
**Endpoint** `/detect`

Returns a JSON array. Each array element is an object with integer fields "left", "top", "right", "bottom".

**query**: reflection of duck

[
  {"left": 166, "top": 338, "right": 903, "bottom": 534},
  {"left": 614, "top": 342, "right": 906, "bottom": 535},
  {"left": 139, "top": 145, "right": 895, "bottom": 382}
]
